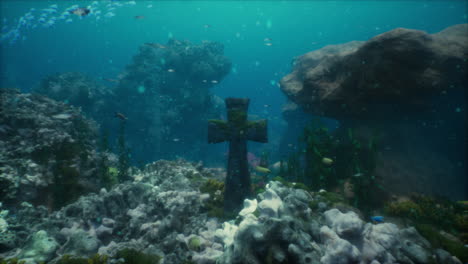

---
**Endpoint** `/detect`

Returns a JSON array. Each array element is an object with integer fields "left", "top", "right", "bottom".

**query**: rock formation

[
  {"left": 280, "top": 24, "right": 468, "bottom": 199},
  {"left": 0, "top": 89, "right": 109, "bottom": 209}
]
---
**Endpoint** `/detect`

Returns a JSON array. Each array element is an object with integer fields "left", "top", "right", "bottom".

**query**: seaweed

[
  {"left": 415, "top": 224, "right": 468, "bottom": 262},
  {"left": 279, "top": 119, "right": 383, "bottom": 214},
  {"left": 385, "top": 194, "right": 467, "bottom": 243},
  {"left": 199, "top": 179, "right": 225, "bottom": 218},
  {"left": 116, "top": 248, "right": 161, "bottom": 264},
  {"left": 56, "top": 254, "right": 108, "bottom": 264},
  {"left": 117, "top": 120, "right": 131, "bottom": 182}
]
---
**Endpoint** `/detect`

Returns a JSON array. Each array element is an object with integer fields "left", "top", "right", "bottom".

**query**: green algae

[
  {"left": 415, "top": 224, "right": 468, "bottom": 262},
  {"left": 116, "top": 248, "right": 161, "bottom": 264},
  {"left": 199, "top": 179, "right": 225, "bottom": 218},
  {"left": 56, "top": 254, "right": 108, "bottom": 264}
]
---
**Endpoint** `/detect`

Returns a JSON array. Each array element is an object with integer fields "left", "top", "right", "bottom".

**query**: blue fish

[{"left": 371, "top": 216, "right": 384, "bottom": 223}]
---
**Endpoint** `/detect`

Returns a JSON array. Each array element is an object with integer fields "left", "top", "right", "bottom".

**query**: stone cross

[{"left": 208, "top": 98, "right": 268, "bottom": 212}]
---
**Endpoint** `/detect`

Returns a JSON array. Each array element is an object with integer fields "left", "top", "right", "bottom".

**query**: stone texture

[
  {"left": 279, "top": 24, "right": 468, "bottom": 199},
  {"left": 0, "top": 89, "right": 108, "bottom": 208},
  {"left": 280, "top": 24, "right": 468, "bottom": 120}
]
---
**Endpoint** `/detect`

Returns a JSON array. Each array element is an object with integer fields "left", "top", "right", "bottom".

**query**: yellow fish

[
  {"left": 254, "top": 166, "right": 271, "bottom": 174},
  {"left": 322, "top": 157, "right": 334, "bottom": 165}
]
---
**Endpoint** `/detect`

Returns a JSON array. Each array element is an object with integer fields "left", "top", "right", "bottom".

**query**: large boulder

[
  {"left": 280, "top": 24, "right": 468, "bottom": 199},
  {"left": 280, "top": 24, "right": 467, "bottom": 120}
]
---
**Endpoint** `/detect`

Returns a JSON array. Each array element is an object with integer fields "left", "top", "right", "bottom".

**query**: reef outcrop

[
  {"left": 280, "top": 24, "right": 468, "bottom": 199},
  {"left": 114, "top": 39, "right": 231, "bottom": 162},
  {"left": 34, "top": 39, "right": 231, "bottom": 164},
  {"left": 34, "top": 72, "right": 111, "bottom": 120},
  {"left": 0, "top": 160, "right": 463, "bottom": 263},
  {"left": 0, "top": 89, "right": 106, "bottom": 209}
]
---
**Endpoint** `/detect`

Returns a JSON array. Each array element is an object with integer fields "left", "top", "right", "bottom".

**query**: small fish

[
  {"left": 264, "top": 37, "right": 272, "bottom": 42},
  {"left": 322, "top": 157, "right": 334, "bottom": 165},
  {"left": 353, "top": 172, "right": 364, "bottom": 177},
  {"left": 69, "top": 8, "right": 91, "bottom": 17},
  {"left": 263, "top": 104, "right": 271, "bottom": 108},
  {"left": 114, "top": 112, "right": 128, "bottom": 120},
  {"left": 202, "top": 80, "right": 207, "bottom": 83},
  {"left": 144, "top": 43, "right": 166, "bottom": 49},
  {"left": 211, "top": 80, "right": 218, "bottom": 84},
  {"left": 167, "top": 69, "right": 175, "bottom": 73},
  {"left": 203, "top": 24, "right": 212, "bottom": 28},
  {"left": 134, "top": 15, "right": 145, "bottom": 19},
  {"left": 264, "top": 42, "right": 273, "bottom": 46},
  {"left": 172, "top": 138, "right": 180, "bottom": 142},
  {"left": 104, "top": 12, "right": 116, "bottom": 18},
  {"left": 371, "top": 216, "right": 384, "bottom": 223},
  {"left": 254, "top": 166, "right": 271, "bottom": 174},
  {"left": 103, "top": 78, "right": 119, "bottom": 83}
]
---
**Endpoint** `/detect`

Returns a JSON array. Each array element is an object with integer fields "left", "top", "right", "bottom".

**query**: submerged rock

[
  {"left": 16, "top": 230, "right": 59, "bottom": 264},
  {"left": 280, "top": 24, "right": 468, "bottom": 199},
  {"left": 280, "top": 24, "right": 468, "bottom": 120}
]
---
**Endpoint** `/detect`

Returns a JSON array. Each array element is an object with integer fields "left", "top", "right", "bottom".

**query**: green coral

[
  {"left": 385, "top": 195, "right": 466, "bottom": 233},
  {"left": 317, "top": 191, "right": 347, "bottom": 205},
  {"left": 55, "top": 250, "right": 161, "bottom": 264},
  {"left": 385, "top": 200, "right": 423, "bottom": 219},
  {"left": 200, "top": 179, "right": 225, "bottom": 218},
  {"left": 415, "top": 224, "right": 468, "bottom": 262},
  {"left": 386, "top": 194, "right": 468, "bottom": 255},
  {"left": 188, "top": 236, "right": 202, "bottom": 251},
  {"left": 116, "top": 248, "right": 161, "bottom": 264},
  {"left": 56, "top": 254, "right": 108, "bottom": 264},
  {"left": 0, "top": 258, "right": 27, "bottom": 264},
  {"left": 278, "top": 120, "right": 383, "bottom": 215}
]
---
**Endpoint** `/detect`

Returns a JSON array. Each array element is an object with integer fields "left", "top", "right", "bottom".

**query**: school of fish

[{"left": 0, "top": 1, "right": 153, "bottom": 45}]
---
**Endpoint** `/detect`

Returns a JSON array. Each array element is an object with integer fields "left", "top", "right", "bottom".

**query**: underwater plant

[
  {"left": 199, "top": 179, "right": 225, "bottom": 218},
  {"left": 0, "top": 258, "right": 27, "bottom": 264},
  {"left": 56, "top": 254, "right": 108, "bottom": 264},
  {"left": 117, "top": 120, "right": 131, "bottom": 183},
  {"left": 385, "top": 194, "right": 467, "bottom": 234},
  {"left": 115, "top": 248, "right": 162, "bottom": 264},
  {"left": 279, "top": 119, "right": 384, "bottom": 214}
]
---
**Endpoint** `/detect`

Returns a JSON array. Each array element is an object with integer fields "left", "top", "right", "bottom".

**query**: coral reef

[
  {"left": 0, "top": 89, "right": 112, "bottom": 209},
  {"left": 280, "top": 24, "right": 468, "bottom": 199},
  {"left": 0, "top": 159, "right": 464, "bottom": 263},
  {"left": 0, "top": 160, "right": 223, "bottom": 263},
  {"left": 33, "top": 72, "right": 112, "bottom": 121},
  {"left": 113, "top": 39, "right": 231, "bottom": 163},
  {"left": 33, "top": 39, "right": 231, "bottom": 164}
]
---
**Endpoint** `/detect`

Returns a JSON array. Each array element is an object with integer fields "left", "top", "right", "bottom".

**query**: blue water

[{"left": 1, "top": 1, "right": 466, "bottom": 118}]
